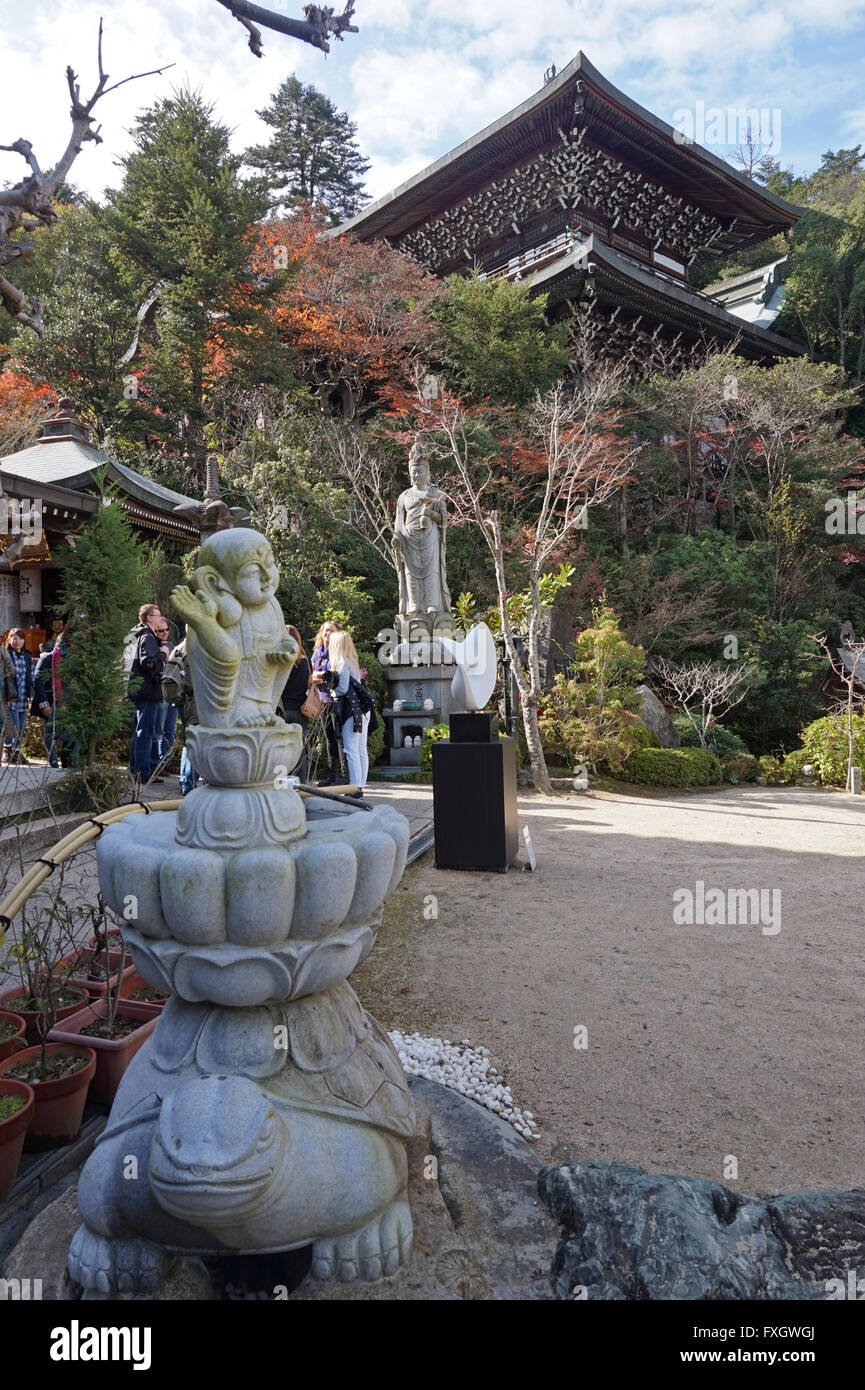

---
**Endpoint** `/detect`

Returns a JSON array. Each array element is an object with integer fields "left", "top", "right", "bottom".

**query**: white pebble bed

[{"left": 389, "top": 1030, "right": 541, "bottom": 1142}]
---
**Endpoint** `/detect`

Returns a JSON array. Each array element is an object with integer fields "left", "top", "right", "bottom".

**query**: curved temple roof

[{"left": 337, "top": 52, "right": 801, "bottom": 263}]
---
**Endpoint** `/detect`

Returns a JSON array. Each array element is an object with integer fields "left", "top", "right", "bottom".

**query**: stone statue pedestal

[
  {"left": 383, "top": 663, "right": 461, "bottom": 768},
  {"left": 67, "top": 528, "right": 417, "bottom": 1295}
]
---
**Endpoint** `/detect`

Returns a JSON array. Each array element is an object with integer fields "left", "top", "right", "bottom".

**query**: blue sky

[{"left": 2, "top": 0, "right": 864, "bottom": 206}]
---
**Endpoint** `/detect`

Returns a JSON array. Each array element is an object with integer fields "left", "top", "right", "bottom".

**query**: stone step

[{"left": 0, "top": 765, "right": 74, "bottom": 824}]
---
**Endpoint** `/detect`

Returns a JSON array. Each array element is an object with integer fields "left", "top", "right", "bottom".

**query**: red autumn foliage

[
  {"left": 0, "top": 369, "right": 56, "bottom": 453},
  {"left": 250, "top": 209, "right": 442, "bottom": 415}
]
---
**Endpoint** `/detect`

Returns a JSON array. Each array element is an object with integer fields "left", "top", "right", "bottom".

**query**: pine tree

[
  {"left": 246, "top": 76, "right": 370, "bottom": 222},
  {"left": 57, "top": 492, "right": 145, "bottom": 767},
  {"left": 102, "top": 88, "right": 269, "bottom": 482}
]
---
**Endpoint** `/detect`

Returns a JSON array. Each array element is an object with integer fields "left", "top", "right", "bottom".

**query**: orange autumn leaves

[
  {"left": 249, "top": 210, "right": 442, "bottom": 410},
  {"left": 0, "top": 370, "right": 56, "bottom": 453}
]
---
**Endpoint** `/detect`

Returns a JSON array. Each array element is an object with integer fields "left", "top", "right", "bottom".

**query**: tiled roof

[{"left": 0, "top": 438, "right": 198, "bottom": 511}]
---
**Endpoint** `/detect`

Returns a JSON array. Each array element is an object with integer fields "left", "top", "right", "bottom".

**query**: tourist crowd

[
  {"left": 124, "top": 607, "right": 374, "bottom": 798},
  {"left": 1, "top": 609, "right": 376, "bottom": 799},
  {"left": 1, "top": 625, "right": 79, "bottom": 769}
]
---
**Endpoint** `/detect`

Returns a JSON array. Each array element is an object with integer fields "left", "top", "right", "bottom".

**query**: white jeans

[{"left": 341, "top": 711, "right": 370, "bottom": 789}]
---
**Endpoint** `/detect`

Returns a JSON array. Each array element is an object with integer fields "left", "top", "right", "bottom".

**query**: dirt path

[{"left": 353, "top": 785, "right": 865, "bottom": 1197}]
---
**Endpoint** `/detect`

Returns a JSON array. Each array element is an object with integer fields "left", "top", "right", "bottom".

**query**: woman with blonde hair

[
  {"left": 310, "top": 618, "right": 344, "bottom": 786},
  {"left": 322, "top": 630, "right": 371, "bottom": 799}
]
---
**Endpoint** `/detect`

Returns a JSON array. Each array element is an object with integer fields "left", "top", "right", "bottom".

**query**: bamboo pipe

[{"left": 0, "top": 800, "right": 181, "bottom": 940}]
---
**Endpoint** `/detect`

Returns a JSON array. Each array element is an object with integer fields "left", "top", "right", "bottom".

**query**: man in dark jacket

[
  {"left": 162, "top": 637, "right": 199, "bottom": 795},
  {"left": 129, "top": 604, "right": 172, "bottom": 782}
]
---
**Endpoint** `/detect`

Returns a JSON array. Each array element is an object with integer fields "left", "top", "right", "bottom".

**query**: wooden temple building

[
  {"left": 338, "top": 53, "right": 802, "bottom": 370},
  {"left": 0, "top": 399, "right": 200, "bottom": 649}
]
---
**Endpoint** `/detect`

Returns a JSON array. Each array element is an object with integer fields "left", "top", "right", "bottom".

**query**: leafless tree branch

[
  {"left": 0, "top": 19, "right": 173, "bottom": 334},
  {"left": 312, "top": 416, "right": 398, "bottom": 570},
  {"left": 652, "top": 656, "right": 752, "bottom": 748},
  {"left": 213, "top": 1, "right": 358, "bottom": 56}
]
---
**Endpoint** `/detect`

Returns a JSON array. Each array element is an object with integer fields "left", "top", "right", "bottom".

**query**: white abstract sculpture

[
  {"left": 385, "top": 622, "right": 497, "bottom": 711},
  {"left": 439, "top": 623, "right": 497, "bottom": 711}
]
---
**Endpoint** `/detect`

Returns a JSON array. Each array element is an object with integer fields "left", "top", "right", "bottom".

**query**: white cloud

[
  {"left": 1, "top": 0, "right": 863, "bottom": 209},
  {"left": 843, "top": 104, "right": 865, "bottom": 144},
  {"left": 0, "top": 0, "right": 325, "bottom": 199}
]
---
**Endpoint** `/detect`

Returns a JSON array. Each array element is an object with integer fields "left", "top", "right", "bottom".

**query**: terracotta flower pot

[
  {"left": 49, "top": 1000, "right": 159, "bottom": 1105},
  {"left": 89, "top": 928, "right": 123, "bottom": 949},
  {"left": 0, "top": 1043, "right": 96, "bottom": 1151},
  {"left": 57, "top": 948, "right": 137, "bottom": 1000},
  {"left": 123, "top": 971, "right": 170, "bottom": 1010},
  {"left": 0, "top": 1009, "right": 27, "bottom": 1062},
  {"left": 0, "top": 984, "right": 89, "bottom": 1045},
  {"left": 0, "top": 1079, "right": 35, "bottom": 1202}
]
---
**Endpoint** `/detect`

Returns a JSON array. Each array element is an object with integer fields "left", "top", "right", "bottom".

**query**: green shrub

[
  {"left": 538, "top": 604, "right": 645, "bottom": 773},
  {"left": 798, "top": 714, "right": 865, "bottom": 785},
  {"left": 356, "top": 649, "right": 387, "bottom": 707},
  {"left": 623, "top": 746, "right": 723, "bottom": 787},
  {"left": 721, "top": 752, "right": 760, "bottom": 784},
  {"left": 419, "top": 723, "right": 450, "bottom": 773},
  {"left": 780, "top": 747, "right": 809, "bottom": 782},
  {"left": 357, "top": 650, "right": 388, "bottom": 765},
  {"left": 757, "top": 754, "right": 785, "bottom": 784},
  {"left": 367, "top": 719, "right": 385, "bottom": 766},
  {"left": 630, "top": 722, "right": 661, "bottom": 750},
  {"left": 673, "top": 715, "right": 748, "bottom": 756},
  {"left": 21, "top": 715, "right": 46, "bottom": 762}
]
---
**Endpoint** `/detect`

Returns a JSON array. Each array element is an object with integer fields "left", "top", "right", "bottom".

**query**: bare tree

[
  {"left": 1, "top": 6, "right": 361, "bottom": 334},
  {"left": 214, "top": 1, "right": 358, "bottom": 57},
  {"left": 0, "top": 22, "right": 173, "bottom": 334},
  {"left": 813, "top": 630, "right": 865, "bottom": 791},
  {"left": 732, "top": 116, "right": 776, "bottom": 183},
  {"left": 652, "top": 657, "right": 752, "bottom": 749},
  {"left": 312, "top": 416, "right": 399, "bottom": 571},
  {"left": 411, "top": 363, "right": 640, "bottom": 794}
]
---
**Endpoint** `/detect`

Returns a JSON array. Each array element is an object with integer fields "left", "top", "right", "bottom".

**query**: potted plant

[
  {"left": 59, "top": 907, "right": 137, "bottom": 999},
  {"left": 48, "top": 898, "right": 160, "bottom": 1104},
  {"left": 0, "top": 895, "right": 94, "bottom": 1043},
  {"left": 0, "top": 1079, "right": 35, "bottom": 1202},
  {"left": 0, "top": 1008, "right": 27, "bottom": 1062},
  {"left": 0, "top": 1043, "right": 95, "bottom": 1149},
  {"left": 0, "top": 896, "right": 96, "bottom": 1148},
  {"left": 124, "top": 972, "right": 171, "bottom": 1010}
]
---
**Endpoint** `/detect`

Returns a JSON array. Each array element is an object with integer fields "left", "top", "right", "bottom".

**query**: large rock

[
  {"left": 636, "top": 685, "right": 680, "bottom": 748},
  {"left": 538, "top": 1159, "right": 865, "bottom": 1300}
]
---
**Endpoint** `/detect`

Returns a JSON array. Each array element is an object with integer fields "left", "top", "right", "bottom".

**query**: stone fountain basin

[{"left": 96, "top": 805, "right": 409, "bottom": 1007}]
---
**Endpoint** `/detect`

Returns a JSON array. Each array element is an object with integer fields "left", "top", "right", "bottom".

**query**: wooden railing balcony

[{"left": 480, "top": 230, "right": 584, "bottom": 282}]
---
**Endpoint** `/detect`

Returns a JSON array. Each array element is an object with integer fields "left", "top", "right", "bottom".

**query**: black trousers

[
  {"left": 282, "top": 708, "right": 309, "bottom": 782},
  {"left": 322, "top": 702, "right": 344, "bottom": 777}
]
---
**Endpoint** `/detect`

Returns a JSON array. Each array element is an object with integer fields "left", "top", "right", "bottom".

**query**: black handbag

[{"left": 3, "top": 652, "right": 18, "bottom": 703}]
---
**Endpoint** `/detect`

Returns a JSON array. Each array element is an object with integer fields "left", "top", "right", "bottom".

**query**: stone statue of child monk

[
  {"left": 171, "top": 529, "right": 297, "bottom": 728},
  {"left": 393, "top": 441, "right": 452, "bottom": 623}
]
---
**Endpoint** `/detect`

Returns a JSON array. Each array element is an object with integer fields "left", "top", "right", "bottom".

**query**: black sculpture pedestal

[{"left": 431, "top": 715, "right": 519, "bottom": 872}]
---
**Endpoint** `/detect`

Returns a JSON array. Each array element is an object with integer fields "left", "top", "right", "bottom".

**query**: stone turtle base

[{"left": 1, "top": 1077, "right": 556, "bottom": 1301}]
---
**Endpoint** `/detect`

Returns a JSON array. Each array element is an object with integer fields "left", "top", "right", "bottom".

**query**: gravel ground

[
  {"left": 352, "top": 785, "right": 865, "bottom": 1196},
  {"left": 5, "top": 780, "right": 863, "bottom": 1197}
]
